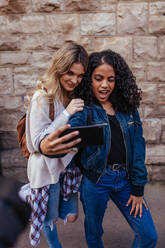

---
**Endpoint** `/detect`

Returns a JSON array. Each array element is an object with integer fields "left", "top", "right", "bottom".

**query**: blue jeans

[
  {"left": 43, "top": 182, "right": 78, "bottom": 248},
  {"left": 80, "top": 168, "right": 157, "bottom": 248}
]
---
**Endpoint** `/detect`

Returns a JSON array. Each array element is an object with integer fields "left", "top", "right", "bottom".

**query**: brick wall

[{"left": 0, "top": 0, "right": 165, "bottom": 182}]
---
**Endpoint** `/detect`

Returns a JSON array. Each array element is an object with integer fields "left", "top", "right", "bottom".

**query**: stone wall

[{"left": 0, "top": 0, "right": 165, "bottom": 183}]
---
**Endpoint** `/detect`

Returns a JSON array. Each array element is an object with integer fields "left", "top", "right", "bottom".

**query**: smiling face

[
  {"left": 92, "top": 63, "right": 115, "bottom": 106},
  {"left": 60, "top": 62, "right": 85, "bottom": 93}
]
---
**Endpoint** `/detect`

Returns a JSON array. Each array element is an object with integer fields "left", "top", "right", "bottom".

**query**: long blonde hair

[{"left": 36, "top": 40, "right": 88, "bottom": 104}]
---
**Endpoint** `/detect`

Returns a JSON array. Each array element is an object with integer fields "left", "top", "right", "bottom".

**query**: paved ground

[{"left": 14, "top": 182, "right": 165, "bottom": 248}]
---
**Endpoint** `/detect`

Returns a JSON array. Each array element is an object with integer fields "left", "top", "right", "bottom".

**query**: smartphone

[{"left": 60, "top": 123, "right": 108, "bottom": 147}]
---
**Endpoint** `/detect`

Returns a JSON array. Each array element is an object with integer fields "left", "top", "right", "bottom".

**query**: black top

[{"left": 107, "top": 114, "right": 126, "bottom": 165}]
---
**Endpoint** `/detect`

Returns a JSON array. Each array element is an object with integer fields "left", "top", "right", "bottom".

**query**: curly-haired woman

[
  {"left": 25, "top": 41, "right": 90, "bottom": 248},
  {"left": 67, "top": 50, "right": 158, "bottom": 248}
]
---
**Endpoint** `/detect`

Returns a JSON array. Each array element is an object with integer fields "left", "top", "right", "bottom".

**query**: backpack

[{"left": 17, "top": 102, "right": 54, "bottom": 158}]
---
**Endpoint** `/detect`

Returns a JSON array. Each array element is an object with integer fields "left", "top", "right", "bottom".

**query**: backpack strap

[
  {"left": 49, "top": 102, "right": 54, "bottom": 121},
  {"left": 25, "top": 100, "right": 54, "bottom": 157},
  {"left": 43, "top": 87, "right": 54, "bottom": 121}
]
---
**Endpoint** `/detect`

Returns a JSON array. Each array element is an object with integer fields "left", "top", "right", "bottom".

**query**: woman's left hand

[{"left": 126, "top": 195, "right": 148, "bottom": 218}]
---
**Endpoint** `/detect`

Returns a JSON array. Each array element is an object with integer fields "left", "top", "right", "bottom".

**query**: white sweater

[{"left": 26, "top": 90, "right": 76, "bottom": 188}]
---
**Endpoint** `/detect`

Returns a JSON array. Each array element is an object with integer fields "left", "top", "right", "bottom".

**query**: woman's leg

[
  {"left": 59, "top": 191, "right": 79, "bottom": 223},
  {"left": 80, "top": 175, "right": 110, "bottom": 248},
  {"left": 43, "top": 183, "right": 62, "bottom": 248},
  {"left": 111, "top": 182, "right": 158, "bottom": 248}
]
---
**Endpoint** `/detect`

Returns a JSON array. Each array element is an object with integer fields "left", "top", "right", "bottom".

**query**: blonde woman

[{"left": 26, "top": 41, "right": 89, "bottom": 247}]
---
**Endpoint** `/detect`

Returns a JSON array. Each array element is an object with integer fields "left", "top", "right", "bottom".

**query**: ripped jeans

[{"left": 43, "top": 182, "right": 78, "bottom": 248}]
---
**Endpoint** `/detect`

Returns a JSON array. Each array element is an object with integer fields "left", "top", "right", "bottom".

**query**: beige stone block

[
  {"left": 147, "top": 62, "right": 165, "bottom": 81},
  {"left": 32, "top": 0, "right": 64, "bottom": 12},
  {"left": 13, "top": 65, "right": 45, "bottom": 95},
  {"left": 19, "top": 34, "right": 47, "bottom": 50},
  {"left": 119, "top": 0, "right": 148, "bottom": 1},
  {"left": 80, "top": 37, "right": 95, "bottom": 52},
  {"left": 161, "top": 119, "right": 165, "bottom": 143},
  {"left": 117, "top": 3, "right": 148, "bottom": 34},
  {"left": 0, "top": 33, "right": 20, "bottom": 51},
  {"left": 0, "top": 131, "right": 18, "bottom": 149},
  {"left": 46, "top": 35, "right": 79, "bottom": 50},
  {"left": 0, "top": 96, "right": 23, "bottom": 110},
  {"left": 158, "top": 36, "right": 165, "bottom": 60},
  {"left": 143, "top": 105, "right": 157, "bottom": 118},
  {"left": 150, "top": 166, "right": 165, "bottom": 182},
  {"left": 0, "top": 51, "right": 30, "bottom": 65},
  {"left": 96, "top": 37, "right": 132, "bottom": 62},
  {"left": 149, "top": 2, "right": 165, "bottom": 35},
  {"left": 162, "top": 130, "right": 165, "bottom": 144},
  {"left": 14, "top": 65, "right": 44, "bottom": 77},
  {"left": 143, "top": 118, "right": 161, "bottom": 143},
  {"left": 150, "top": 2, "right": 165, "bottom": 15},
  {"left": 46, "top": 24, "right": 80, "bottom": 49},
  {"left": 0, "top": 0, "right": 8, "bottom": 8},
  {"left": 154, "top": 105, "right": 165, "bottom": 118},
  {"left": 46, "top": 14, "right": 79, "bottom": 33},
  {"left": 0, "top": 14, "right": 79, "bottom": 38},
  {"left": 80, "top": 13, "right": 115, "bottom": 36},
  {"left": 134, "top": 36, "right": 157, "bottom": 61},
  {"left": 6, "top": 15, "right": 46, "bottom": 34},
  {"left": 0, "top": 16, "right": 7, "bottom": 32},
  {"left": 0, "top": 148, "right": 27, "bottom": 168},
  {"left": 141, "top": 83, "right": 158, "bottom": 105},
  {"left": 0, "top": 0, "right": 31, "bottom": 14},
  {"left": 132, "top": 62, "right": 146, "bottom": 81},
  {"left": 64, "top": 0, "right": 116, "bottom": 11},
  {"left": 161, "top": 118, "right": 165, "bottom": 127},
  {"left": 0, "top": 68, "right": 13, "bottom": 94},
  {"left": 146, "top": 144, "right": 165, "bottom": 164},
  {"left": 158, "top": 84, "right": 165, "bottom": 105},
  {"left": 14, "top": 66, "right": 41, "bottom": 75},
  {"left": 2, "top": 167, "right": 28, "bottom": 183},
  {"left": 45, "top": 14, "right": 80, "bottom": 45},
  {"left": 145, "top": 105, "right": 165, "bottom": 119},
  {"left": 13, "top": 74, "right": 37, "bottom": 95},
  {"left": 29, "top": 51, "right": 53, "bottom": 69},
  {"left": 0, "top": 110, "right": 25, "bottom": 132},
  {"left": 81, "top": 37, "right": 132, "bottom": 66}
]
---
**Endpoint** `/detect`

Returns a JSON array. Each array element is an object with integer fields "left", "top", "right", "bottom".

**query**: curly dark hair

[
  {"left": 86, "top": 50, "right": 142, "bottom": 113},
  {"left": 73, "top": 75, "right": 92, "bottom": 105}
]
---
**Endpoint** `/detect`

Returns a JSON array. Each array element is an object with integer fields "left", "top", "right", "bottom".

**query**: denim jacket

[{"left": 68, "top": 104, "right": 148, "bottom": 196}]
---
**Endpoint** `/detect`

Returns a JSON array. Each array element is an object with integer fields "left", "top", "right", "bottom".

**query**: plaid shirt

[
  {"left": 25, "top": 163, "right": 81, "bottom": 247},
  {"left": 27, "top": 185, "right": 49, "bottom": 247},
  {"left": 61, "top": 164, "right": 81, "bottom": 201}
]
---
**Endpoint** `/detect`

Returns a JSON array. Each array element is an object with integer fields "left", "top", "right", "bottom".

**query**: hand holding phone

[{"left": 60, "top": 123, "right": 107, "bottom": 147}]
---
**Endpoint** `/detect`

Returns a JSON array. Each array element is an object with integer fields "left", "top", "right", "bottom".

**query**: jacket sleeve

[
  {"left": 130, "top": 108, "right": 148, "bottom": 196},
  {"left": 68, "top": 107, "right": 88, "bottom": 127}
]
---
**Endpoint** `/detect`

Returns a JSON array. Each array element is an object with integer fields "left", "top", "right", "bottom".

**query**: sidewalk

[{"left": 14, "top": 182, "right": 165, "bottom": 248}]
